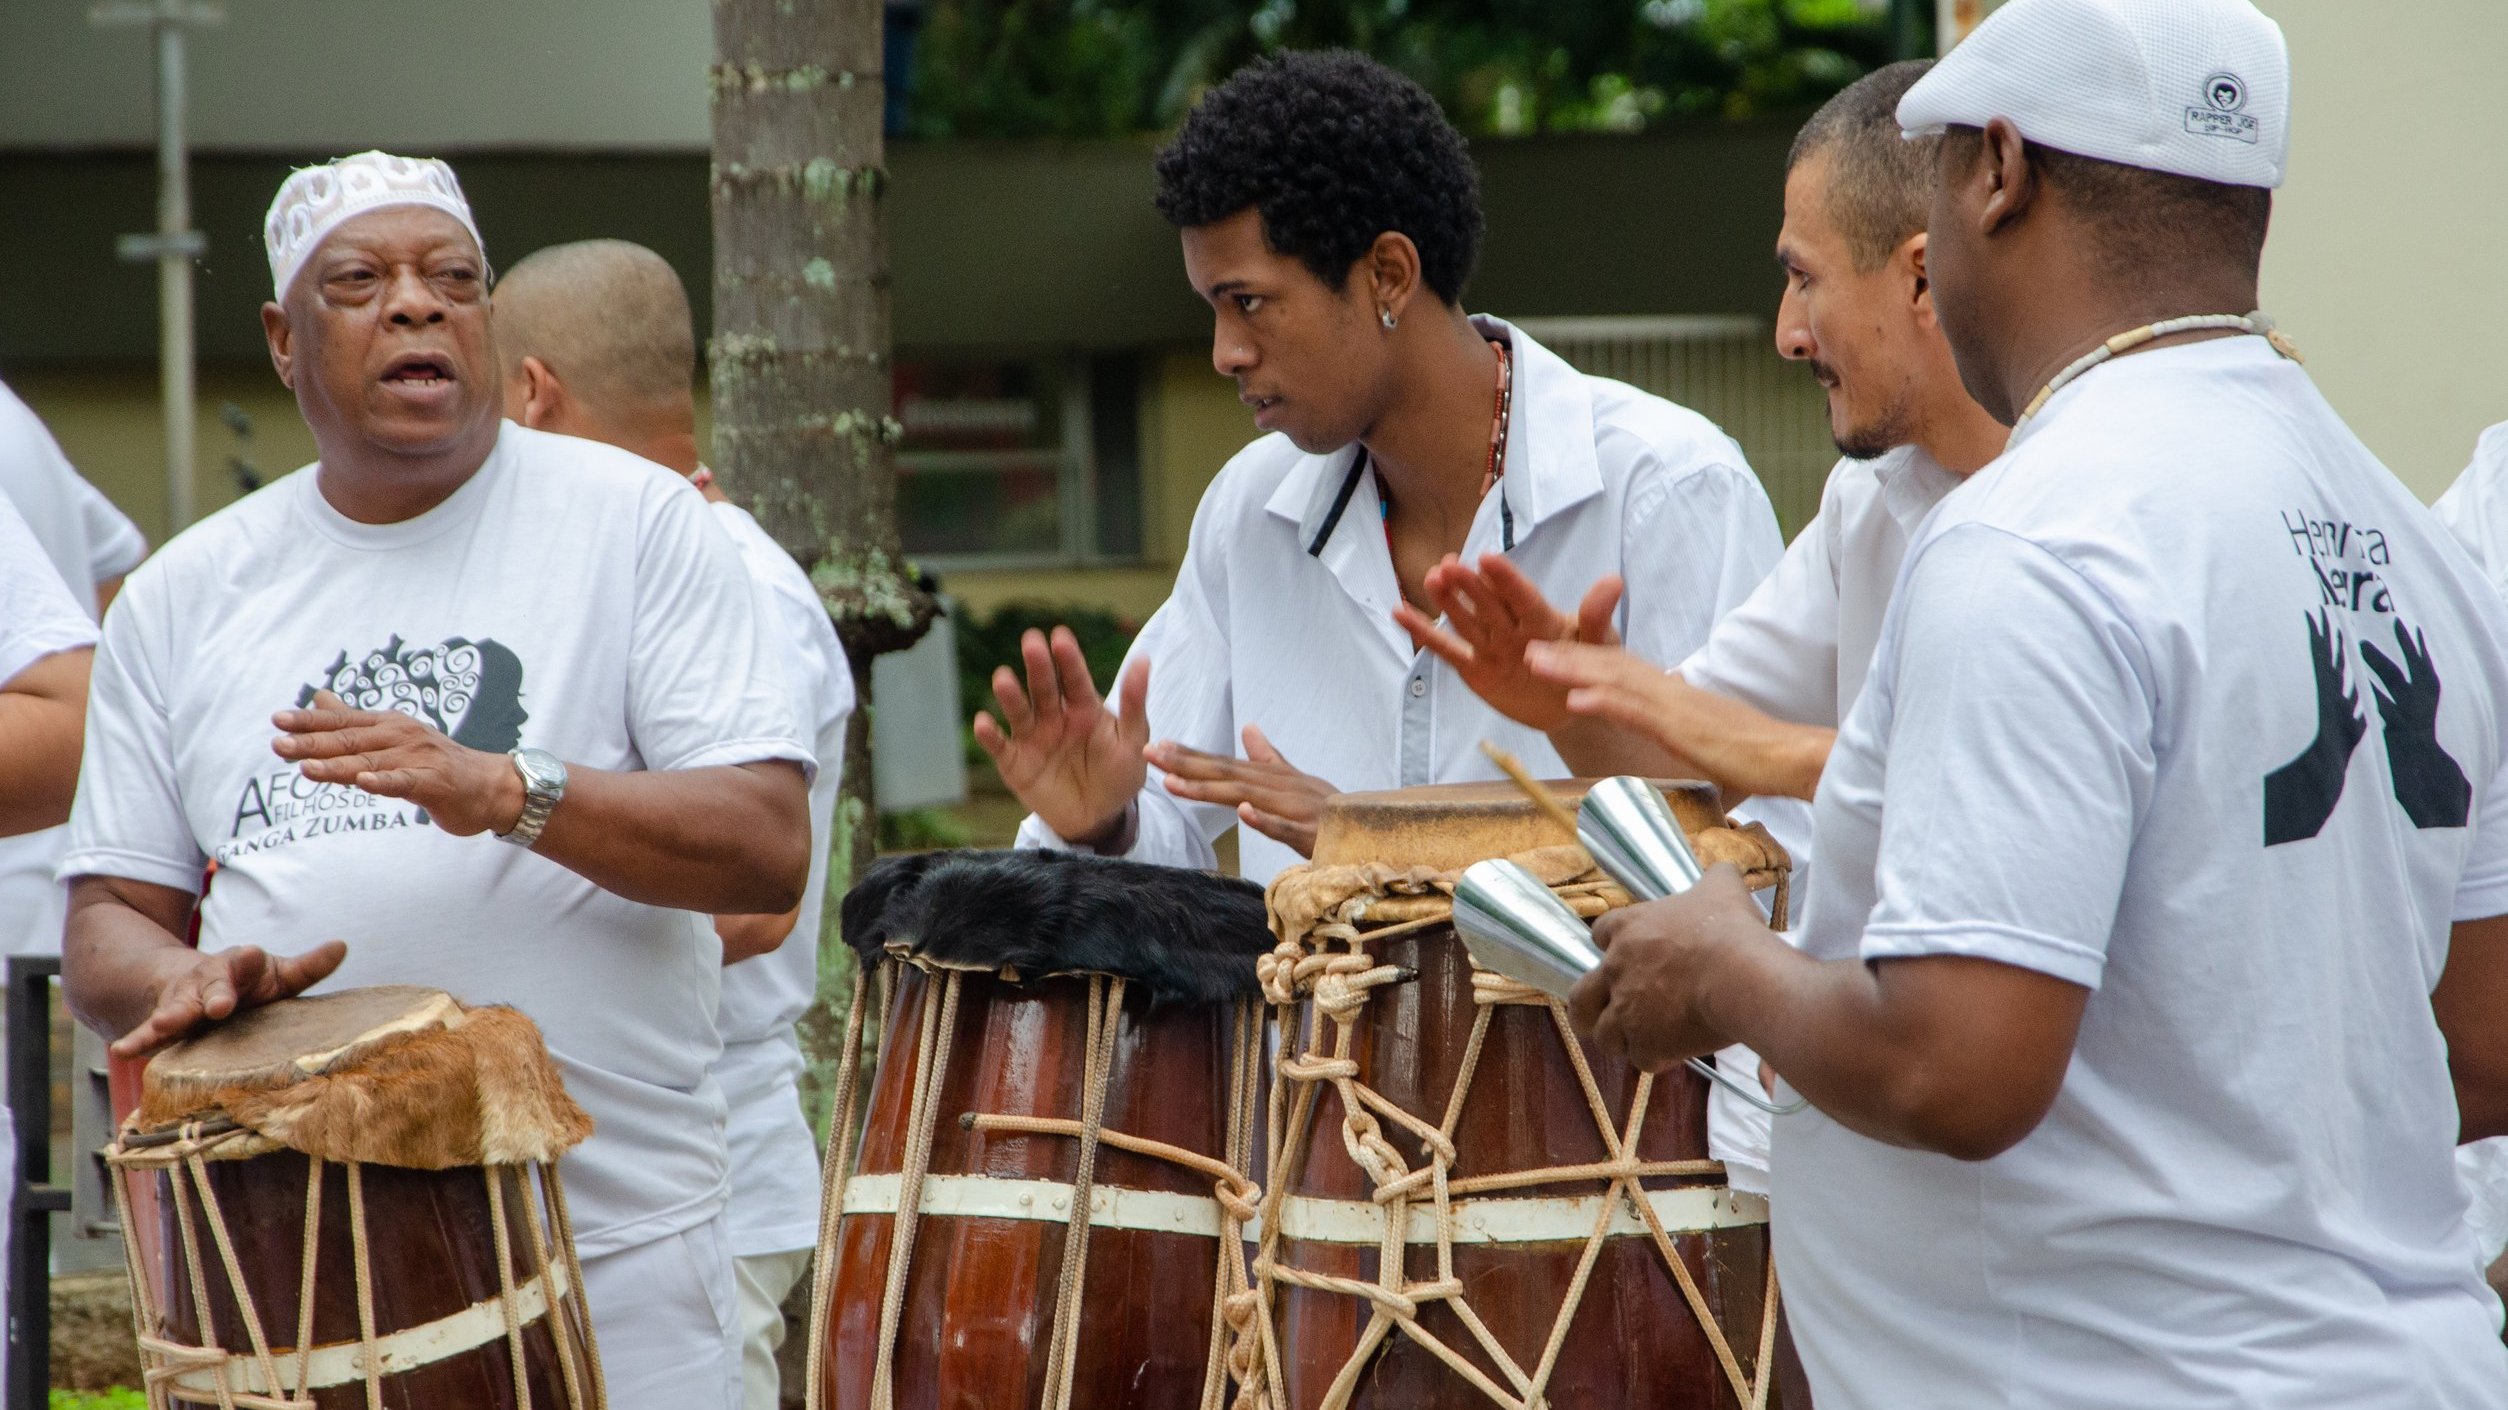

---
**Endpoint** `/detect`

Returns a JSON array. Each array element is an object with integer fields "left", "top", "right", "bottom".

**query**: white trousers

[
  {"left": 733, "top": 1247, "right": 811, "bottom": 1410},
  {"left": 580, "top": 1216, "right": 741, "bottom": 1410}
]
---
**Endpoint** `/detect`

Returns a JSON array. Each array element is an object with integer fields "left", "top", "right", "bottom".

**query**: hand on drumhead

[
  {"left": 272, "top": 690, "right": 524, "bottom": 836},
  {"left": 111, "top": 940, "right": 348, "bottom": 1059},
  {"left": 1395, "top": 555, "right": 1621, "bottom": 734},
  {"left": 1569, "top": 865, "right": 1763, "bottom": 1073},
  {"left": 973, "top": 628, "right": 1152, "bottom": 846},
  {"left": 1148, "top": 725, "right": 1337, "bottom": 858}
]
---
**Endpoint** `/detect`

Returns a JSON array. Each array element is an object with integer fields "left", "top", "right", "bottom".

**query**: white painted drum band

[
  {"left": 164, "top": 1260, "right": 570, "bottom": 1399},
  {"left": 837, "top": 1172, "right": 1768, "bottom": 1247}
]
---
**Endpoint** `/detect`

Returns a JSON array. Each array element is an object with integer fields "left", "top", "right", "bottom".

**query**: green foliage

[
  {"left": 53, "top": 1391, "right": 148, "bottom": 1410},
  {"left": 905, "top": 0, "right": 1904, "bottom": 139},
  {"left": 954, "top": 599, "right": 1142, "bottom": 720},
  {"left": 879, "top": 805, "right": 978, "bottom": 850}
]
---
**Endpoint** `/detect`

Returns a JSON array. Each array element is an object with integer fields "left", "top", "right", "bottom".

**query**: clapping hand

[
  {"left": 973, "top": 627, "right": 1152, "bottom": 846},
  {"left": 1394, "top": 553, "right": 1623, "bottom": 733},
  {"left": 1148, "top": 726, "right": 1338, "bottom": 857}
]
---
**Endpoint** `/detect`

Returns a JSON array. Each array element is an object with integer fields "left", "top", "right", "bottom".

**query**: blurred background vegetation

[{"left": 900, "top": 0, "right": 1916, "bottom": 140}]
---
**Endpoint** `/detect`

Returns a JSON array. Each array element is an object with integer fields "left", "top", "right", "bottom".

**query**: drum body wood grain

[
  {"left": 1262, "top": 781, "right": 1783, "bottom": 1410},
  {"left": 823, "top": 966, "right": 1260, "bottom": 1409},
  {"left": 149, "top": 1156, "right": 593, "bottom": 1409}
]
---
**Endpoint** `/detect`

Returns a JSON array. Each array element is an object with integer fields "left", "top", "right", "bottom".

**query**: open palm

[{"left": 972, "top": 626, "right": 1151, "bottom": 843}]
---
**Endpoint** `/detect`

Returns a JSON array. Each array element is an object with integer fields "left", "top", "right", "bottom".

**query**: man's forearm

[
  {"left": 1692, "top": 925, "right": 2081, "bottom": 1161},
  {"left": 62, "top": 880, "right": 197, "bottom": 1039},
  {"left": 528, "top": 761, "right": 809, "bottom": 914},
  {"left": 1550, "top": 715, "right": 1688, "bottom": 780},
  {"left": 0, "top": 649, "right": 92, "bottom": 836}
]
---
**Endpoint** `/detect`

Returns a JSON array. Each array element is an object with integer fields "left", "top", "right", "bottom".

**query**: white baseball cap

[
  {"left": 1897, "top": 0, "right": 2289, "bottom": 190},
  {"left": 263, "top": 150, "right": 486, "bottom": 300}
]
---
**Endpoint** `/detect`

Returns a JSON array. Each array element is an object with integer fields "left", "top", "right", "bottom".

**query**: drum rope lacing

[
  {"left": 803, "top": 958, "right": 1265, "bottom": 1410},
  {"left": 1241, "top": 858, "right": 1784, "bottom": 1410},
  {"left": 107, "top": 1117, "right": 604, "bottom": 1410}
]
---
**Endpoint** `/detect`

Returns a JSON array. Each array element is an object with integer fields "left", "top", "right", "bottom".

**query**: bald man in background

[{"left": 496, "top": 240, "right": 853, "bottom": 1410}]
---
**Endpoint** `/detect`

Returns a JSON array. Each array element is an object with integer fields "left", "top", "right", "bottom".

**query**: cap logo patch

[{"left": 2187, "top": 71, "right": 2259, "bottom": 144}]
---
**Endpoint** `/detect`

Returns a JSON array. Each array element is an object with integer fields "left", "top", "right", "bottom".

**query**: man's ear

[
  {"left": 1902, "top": 231, "right": 1938, "bottom": 329},
  {"left": 261, "top": 302, "right": 294, "bottom": 391},
  {"left": 1362, "top": 231, "right": 1424, "bottom": 328},
  {"left": 1977, "top": 117, "right": 2039, "bottom": 238},
  {"left": 511, "top": 356, "right": 565, "bottom": 430}
]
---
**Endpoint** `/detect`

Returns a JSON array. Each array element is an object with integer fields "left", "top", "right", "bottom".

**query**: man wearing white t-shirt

[
  {"left": 60, "top": 153, "right": 813, "bottom": 1410},
  {"left": 2430, "top": 423, "right": 2508, "bottom": 1300},
  {"left": 980, "top": 51, "right": 1781, "bottom": 885},
  {"left": 0, "top": 381, "right": 147, "bottom": 956},
  {"left": 1559, "top": 2, "right": 2508, "bottom": 1405},
  {"left": 1403, "top": 59, "right": 2010, "bottom": 1194},
  {"left": 495, "top": 238, "right": 854, "bottom": 1410},
  {"left": 0, "top": 491, "right": 104, "bottom": 1391}
]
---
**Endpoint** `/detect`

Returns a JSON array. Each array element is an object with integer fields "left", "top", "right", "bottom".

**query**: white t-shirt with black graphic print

[
  {"left": 1774, "top": 338, "right": 2508, "bottom": 1409},
  {"left": 62, "top": 423, "right": 811, "bottom": 1259}
]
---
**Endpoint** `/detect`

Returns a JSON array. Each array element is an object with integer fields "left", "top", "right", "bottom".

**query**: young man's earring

[{"left": 1380, "top": 308, "right": 1398, "bottom": 331}]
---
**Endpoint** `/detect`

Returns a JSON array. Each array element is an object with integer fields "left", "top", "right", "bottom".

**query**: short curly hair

[{"left": 1155, "top": 50, "right": 1484, "bottom": 306}]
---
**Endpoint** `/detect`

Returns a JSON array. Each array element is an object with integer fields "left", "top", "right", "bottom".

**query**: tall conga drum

[
  {"left": 105, "top": 985, "right": 604, "bottom": 1409},
  {"left": 1248, "top": 782, "right": 1791, "bottom": 1410},
  {"left": 809, "top": 849, "right": 1272, "bottom": 1410}
]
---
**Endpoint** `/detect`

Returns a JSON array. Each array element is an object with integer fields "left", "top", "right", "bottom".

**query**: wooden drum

[
  {"left": 105, "top": 985, "right": 603, "bottom": 1410},
  {"left": 1247, "top": 781, "right": 1792, "bottom": 1410},
  {"left": 810, "top": 849, "right": 1273, "bottom": 1410}
]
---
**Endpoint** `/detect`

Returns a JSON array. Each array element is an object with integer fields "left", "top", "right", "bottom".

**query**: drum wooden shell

[
  {"left": 821, "top": 964, "right": 1261, "bottom": 1410},
  {"left": 1270, "top": 779, "right": 1779, "bottom": 1410},
  {"left": 147, "top": 1154, "right": 596, "bottom": 1409}
]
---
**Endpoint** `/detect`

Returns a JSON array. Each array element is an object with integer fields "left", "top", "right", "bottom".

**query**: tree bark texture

[{"left": 710, "top": 0, "right": 932, "bottom": 1150}]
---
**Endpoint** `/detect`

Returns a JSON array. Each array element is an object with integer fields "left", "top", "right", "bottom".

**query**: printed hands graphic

[
  {"left": 2359, "top": 618, "right": 2472, "bottom": 830},
  {"left": 2263, "top": 609, "right": 2367, "bottom": 846}
]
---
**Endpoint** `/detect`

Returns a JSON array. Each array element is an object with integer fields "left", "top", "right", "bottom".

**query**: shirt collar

[{"left": 1264, "top": 314, "right": 1605, "bottom": 546}]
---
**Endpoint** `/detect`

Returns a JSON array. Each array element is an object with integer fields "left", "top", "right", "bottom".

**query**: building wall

[{"left": 2255, "top": 0, "right": 2508, "bottom": 499}]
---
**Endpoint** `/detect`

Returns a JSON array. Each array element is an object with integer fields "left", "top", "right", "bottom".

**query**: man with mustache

[
  {"left": 1402, "top": 57, "right": 2009, "bottom": 1194},
  {"left": 60, "top": 152, "right": 813, "bottom": 1410},
  {"left": 977, "top": 50, "right": 1783, "bottom": 886},
  {"left": 1567, "top": 1, "right": 2508, "bottom": 1404}
]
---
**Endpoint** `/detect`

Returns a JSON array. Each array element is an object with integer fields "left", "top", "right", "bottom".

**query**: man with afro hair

[{"left": 974, "top": 49, "right": 1783, "bottom": 886}]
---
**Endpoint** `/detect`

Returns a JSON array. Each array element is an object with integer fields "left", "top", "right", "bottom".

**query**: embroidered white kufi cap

[
  {"left": 1897, "top": 0, "right": 2289, "bottom": 190},
  {"left": 263, "top": 150, "right": 485, "bottom": 300}
]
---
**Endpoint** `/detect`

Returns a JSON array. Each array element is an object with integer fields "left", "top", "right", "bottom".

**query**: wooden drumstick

[{"left": 1479, "top": 741, "right": 1582, "bottom": 844}]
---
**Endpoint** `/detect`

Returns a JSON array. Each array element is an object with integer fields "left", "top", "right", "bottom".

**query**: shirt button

[{"left": 1409, "top": 677, "right": 1427, "bottom": 698}]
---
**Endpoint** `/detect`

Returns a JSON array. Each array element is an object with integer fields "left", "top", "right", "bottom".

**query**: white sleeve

[
  {"left": 1680, "top": 495, "right": 1844, "bottom": 727},
  {"left": 59, "top": 568, "right": 200, "bottom": 893},
  {"left": 1858, "top": 524, "right": 2155, "bottom": 990},
  {"left": 1014, "top": 491, "right": 1235, "bottom": 871},
  {"left": 0, "top": 495, "right": 94, "bottom": 687},
  {"left": 73, "top": 475, "right": 148, "bottom": 583},
  {"left": 1617, "top": 457, "right": 1784, "bottom": 672},
  {"left": 625, "top": 484, "right": 811, "bottom": 776}
]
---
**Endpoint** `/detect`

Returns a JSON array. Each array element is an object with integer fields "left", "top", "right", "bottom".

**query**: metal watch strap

[{"left": 498, "top": 748, "right": 564, "bottom": 849}]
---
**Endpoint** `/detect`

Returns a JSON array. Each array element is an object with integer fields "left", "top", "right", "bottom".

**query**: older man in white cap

[
  {"left": 60, "top": 151, "right": 813, "bottom": 1410},
  {"left": 1558, "top": 2, "right": 2508, "bottom": 1406}
]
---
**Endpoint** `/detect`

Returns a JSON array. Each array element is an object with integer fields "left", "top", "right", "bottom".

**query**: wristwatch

[{"left": 498, "top": 747, "right": 568, "bottom": 849}]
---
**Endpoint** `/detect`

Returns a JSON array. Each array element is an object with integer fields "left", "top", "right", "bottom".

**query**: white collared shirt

[
  {"left": 1682, "top": 444, "right": 1961, "bottom": 729},
  {"left": 1017, "top": 316, "right": 1785, "bottom": 885},
  {"left": 1674, "top": 443, "right": 1962, "bottom": 1194}
]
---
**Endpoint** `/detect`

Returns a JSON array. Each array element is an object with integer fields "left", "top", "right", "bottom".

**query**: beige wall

[{"left": 2256, "top": 0, "right": 2508, "bottom": 500}]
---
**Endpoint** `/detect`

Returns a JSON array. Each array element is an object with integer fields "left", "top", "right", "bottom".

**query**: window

[{"left": 894, "top": 353, "right": 1142, "bottom": 568}]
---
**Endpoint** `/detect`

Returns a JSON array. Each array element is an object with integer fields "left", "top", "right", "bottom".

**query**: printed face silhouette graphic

[{"left": 300, "top": 635, "right": 530, "bottom": 754}]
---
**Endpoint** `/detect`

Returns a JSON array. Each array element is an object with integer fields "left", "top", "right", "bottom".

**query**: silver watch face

[{"left": 514, "top": 747, "right": 566, "bottom": 796}]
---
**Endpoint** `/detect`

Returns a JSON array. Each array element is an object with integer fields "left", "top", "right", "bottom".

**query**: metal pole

[
  {"left": 96, "top": 0, "right": 219, "bottom": 539},
  {"left": 155, "top": 14, "right": 196, "bottom": 535}
]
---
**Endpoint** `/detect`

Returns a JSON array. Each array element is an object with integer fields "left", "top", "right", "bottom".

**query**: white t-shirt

[
  {"left": 1774, "top": 338, "right": 2508, "bottom": 1408},
  {"left": 1676, "top": 445, "right": 1962, "bottom": 1194},
  {"left": 1017, "top": 316, "right": 1785, "bottom": 885},
  {"left": 0, "top": 487, "right": 98, "bottom": 1397},
  {"left": 2427, "top": 419, "right": 2508, "bottom": 1272},
  {"left": 707, "top": 498, "right": 852, "bottom": 1257},
  {"left": 0, "top": 382, "right": 146, "bottom": 958},
  {"left": 61, "top": 423, "right": 810, "bottom": 1259}
]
